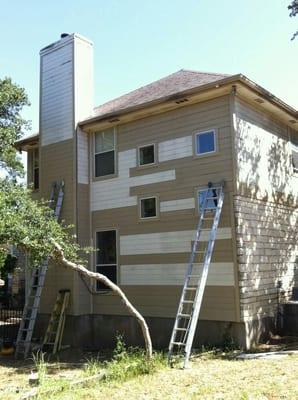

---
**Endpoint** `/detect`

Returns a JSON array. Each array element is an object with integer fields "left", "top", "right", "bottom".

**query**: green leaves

[
  {"left": 0, "top": 180, "right": 82, "bottom": 270},
  {"left": 0, "top": 77, "right": 83, "bottom": 272},
  {"left": 288, "top": 1, "right": 298, "bottom": 40},
  {"left": 0, "top": 77, "right": 30, "bottom": 176}
]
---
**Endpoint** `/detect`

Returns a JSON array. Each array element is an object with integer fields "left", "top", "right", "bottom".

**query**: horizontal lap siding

[
  {"left": 120, "top": 263, "right": 235, "bottom": 286},
  {"left": 92, "top": 286, "right": 237, "bottom": 321},
  {"left": 234, "top": 98, "right": 298, "bottom": 323},
  {"left": 40, "top": 43, "right": 74, "bottom": 146},
  {"left": 40, "top": 139, "right": 75, "bottom": 225},
  {"left": 91, "top": 95, "right": 237, "bottom": 321},
  {"left": 39, "top": 139, "right": 76, "bottom": 313}
]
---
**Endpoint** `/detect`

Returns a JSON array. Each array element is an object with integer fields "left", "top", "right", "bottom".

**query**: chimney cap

[{"left": 60, "top": 33, "right": 69, "bottom": 39}]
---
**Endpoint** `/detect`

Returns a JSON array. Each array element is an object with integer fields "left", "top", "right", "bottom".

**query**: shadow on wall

[{"left": 234, "top": 116, "right": 298, "bottom": 339}]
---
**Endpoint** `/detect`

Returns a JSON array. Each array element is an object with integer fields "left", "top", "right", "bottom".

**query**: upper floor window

[
  {"left": 94, "top": 128, "right": 115, "bottom": 177},
  {"left": 290, "top": 133, "right": 298, "bottom": 174},
  {"left": 29, "top": 148, "right": 39, "bottom": 190},
  {"left": 198, "top": 187, "right": 218, "bottom": 213},
  {"left": 138, "top": 144, "right": 155, "bottom": 166},
  {"left": 195, "top": 130, "right": 216, "bottom": 155},
  {"left": 140, "top": 196, "right": 158, "bottom": 219}
]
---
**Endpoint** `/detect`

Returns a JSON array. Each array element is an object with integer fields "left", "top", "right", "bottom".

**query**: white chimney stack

[{"left": 39, "top": 33, "right": 94, "bottom": 147}]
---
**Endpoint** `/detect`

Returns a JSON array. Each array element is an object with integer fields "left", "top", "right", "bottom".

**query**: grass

[
  {"left": 51, "top": 352, "right": 298, "bottom": 400},
  {"left": 0, "top": 342, "right": 297, "bottom": 399}
]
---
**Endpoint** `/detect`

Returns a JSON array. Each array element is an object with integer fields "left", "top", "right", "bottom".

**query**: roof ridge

[
  {"left": 180, "top": 68, "right": 230, "bottom": 77},
  {"left": 94, "top": 70, "right": 189, "bottom": 111},
  {"left": 93, "top": 69, "right": 231, "bottom": 115}
]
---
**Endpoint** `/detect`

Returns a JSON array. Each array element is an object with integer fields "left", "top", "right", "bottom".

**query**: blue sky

[{"left": 1, "top": 0, "right": 297, "bottom": 133}]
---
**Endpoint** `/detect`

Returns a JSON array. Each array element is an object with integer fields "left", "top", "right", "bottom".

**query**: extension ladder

[
  {"left": 15, "top": 181, "right": 65, "bottom": 359},
  {"left": 42, "top": 289, "right": 70, "bottom": 354},
  {"left": 168, "top": 182, "right": 224, "bottom": 368}
]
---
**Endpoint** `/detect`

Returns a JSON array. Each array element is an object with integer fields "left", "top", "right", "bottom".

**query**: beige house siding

[
  {"left": 37, "top": 139, "right": 77, "bottom": 314},
  {"left": 91, "top": 95, "right": 237, "bottom": 320},
  {"left": 92, "top": 286, "right": 237, "bottom": 321},
  {"left": 233, "top": 96, "right": 298, "bottom": 324}
]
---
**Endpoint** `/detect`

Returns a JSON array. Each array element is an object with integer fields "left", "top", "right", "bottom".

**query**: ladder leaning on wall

[
  {"left": 168, "top": 181, "right": 225, "bottom": 368},
  {"left": 42, "top": 289, "right": 70, "bottom": 355},
  {"left": 15, "top": 181, "right": 65, "bottom": 359}
]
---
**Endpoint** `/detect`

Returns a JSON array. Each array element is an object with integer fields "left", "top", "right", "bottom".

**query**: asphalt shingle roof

[{"left": 93, "top": 69, "right": 230, "bottom": 118}]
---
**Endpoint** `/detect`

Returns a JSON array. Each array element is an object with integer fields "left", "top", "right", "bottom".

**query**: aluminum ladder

[
  {"left": 42, "top": 289, "right": 70, "bottom": 355},
  {"left": 168, "top": 181, "right": 225, "bottom": 368},
  {"left": 15, "top": 181, "right": 65, "bottom": 359}
]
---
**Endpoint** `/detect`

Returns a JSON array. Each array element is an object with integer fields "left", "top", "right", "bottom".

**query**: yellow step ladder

[{"left": 42, "top": 289, "right": 70, "bottom": 354}]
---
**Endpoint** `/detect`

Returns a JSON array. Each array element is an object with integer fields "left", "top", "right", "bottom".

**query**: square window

[
  {"left": 198, "top": 188, "right": 219, "bottom": 212},
  {"left": 96, "top": 265, "right": 117, "bottom": 290},
  {"left": 139, "top": 144, "right": 155, "bottom": 166},
  {"left": 196, "top": 130, "right": 216, "bottom": 155},
  {"left": 140, "top": 197, "right": 157, "bottom": 219}
]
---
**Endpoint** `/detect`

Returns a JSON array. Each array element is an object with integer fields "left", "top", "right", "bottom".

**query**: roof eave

[
  {"left": 15, "top": 134, "right": 39, "bottom": 151},
  {"left": 79, "top": 74, "right": 242, "bottom": 128},
  {"left": 79, "top": 74, "right": 298, "bottom": 129},
  {"left": 238, "top": 74, "right": 297, "bottom": 118}
]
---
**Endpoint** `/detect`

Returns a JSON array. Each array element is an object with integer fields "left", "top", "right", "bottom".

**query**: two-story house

[{"left": 17, "top": 33, "right": 298, "bottom": 350}]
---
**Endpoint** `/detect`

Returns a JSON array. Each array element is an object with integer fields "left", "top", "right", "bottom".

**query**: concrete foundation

[{"left": 34, "top": 313, "right": 251, "bottom": 350}]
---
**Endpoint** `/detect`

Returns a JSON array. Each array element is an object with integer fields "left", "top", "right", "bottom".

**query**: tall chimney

[{"left": 39, "top": 33, "right": 94, "bottom": 147}]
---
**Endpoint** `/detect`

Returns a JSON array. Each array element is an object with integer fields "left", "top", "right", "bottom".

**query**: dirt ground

[
  {"left": 0, "top": 348, "right": 105, "bottom": 399},
  {"left": 0, "top": 346, "right": 298, "bottom": 400},
  {"left": 53, "top": 352, "right": 298, "bottom": 400}
]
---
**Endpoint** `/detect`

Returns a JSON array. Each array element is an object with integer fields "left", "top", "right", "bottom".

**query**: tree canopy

[
  {"left": 0, "top": 77, "right": 152, "bottom": 357},
  {"left": 0, "top": 77, "right": 81, "bottom": 269},
  {"left": 289, "top": 0, "right": 298, "bottom": 40}
]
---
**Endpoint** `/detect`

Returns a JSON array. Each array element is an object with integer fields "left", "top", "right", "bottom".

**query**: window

[
  {"left": 195, "top": 130, "right": 216, "bottom": 155},
  {"left": 29, "top": 148, "right": 39, "bottom": 190},
  {"left": 198, "top": 188, "right": 219, "bottom": 213},
  {"left": 140, "top": 197, "right": 157, "bottom": 219},
  {"left": 94, "top": 128, "right": 115, "bottom": 177},
  {"left": 291, "top": 134, "right": 298, "bottom": 173},
  {"left": 139, "top": 144, "right": 155, "bottom": 166},
  {"left": 96, "top": 230, "right": 117, "bottom": 291}
]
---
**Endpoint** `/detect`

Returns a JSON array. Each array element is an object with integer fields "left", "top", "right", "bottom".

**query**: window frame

[
  {"left": 194, "top": 129, "right": 217, "bottom": 157},
  {"left": 93, "top": 127, "right": 117, "bottom": 180},
  {"left": 137, "top": 143, "right": 156, "bottom": 167},
  {"left": 94, "top": 228, "right": 118, "bottom": 293},
  {"left": 28, "top": 146, "right": 39, "bottom": 190},
  {"left": 195, "top": 185, "right": 220, "bottom": 215},
  {"left": 139, "top": 196, "right": 159, "bottom": 220},
  {"left": 290, "top": 142, "right": 298, "bottom": 175}
]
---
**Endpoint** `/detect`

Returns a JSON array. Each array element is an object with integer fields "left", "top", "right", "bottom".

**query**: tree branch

[{"left": 51, "top": 241, "right": 153, "bottom": 359}]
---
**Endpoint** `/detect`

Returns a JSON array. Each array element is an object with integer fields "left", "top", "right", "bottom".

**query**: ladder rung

[
  {"left": 178, "top": 313, "right": 191, "bottom": 318},
  {"left": 182, "top": 300, "right": 193, "bottom": 304},
  {"left": 175, "top": 327, "right": 187, "bottom": 331},
  {"left": 202, "top": 217, "right": 214, "bottom": 220},
  {"left": 172, "top": 342, "right": 186, "bottom": 346},
  {"left": 184, "top": 287, "right": 197, "bottom": 291}
]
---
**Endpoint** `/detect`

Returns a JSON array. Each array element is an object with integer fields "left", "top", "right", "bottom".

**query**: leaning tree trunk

[{"left": 52, "top": 241, "right": 152, "bottom": 359}]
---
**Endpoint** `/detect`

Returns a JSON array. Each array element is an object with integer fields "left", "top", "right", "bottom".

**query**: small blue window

[
  {"left": 198, "top": 188, "right": 218, "bottom": 212},
  {"left": 196, "top": 130, "right": 216, "bottom": 155}
]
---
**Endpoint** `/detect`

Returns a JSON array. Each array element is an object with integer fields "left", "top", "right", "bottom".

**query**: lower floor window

[
  {"left": 96, "top": 230, "right": 117, "bottom": 291},
  {"left": 96, "top": 265, "right": 117, "bottom": 291}
]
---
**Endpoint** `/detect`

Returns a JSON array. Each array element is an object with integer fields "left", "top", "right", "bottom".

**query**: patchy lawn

[
  {"left": 49, "top": 352, "right": 298, "bottom": 400},
  {"left": 0, "top": 349, "right": 298, "bottom": 399}
]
